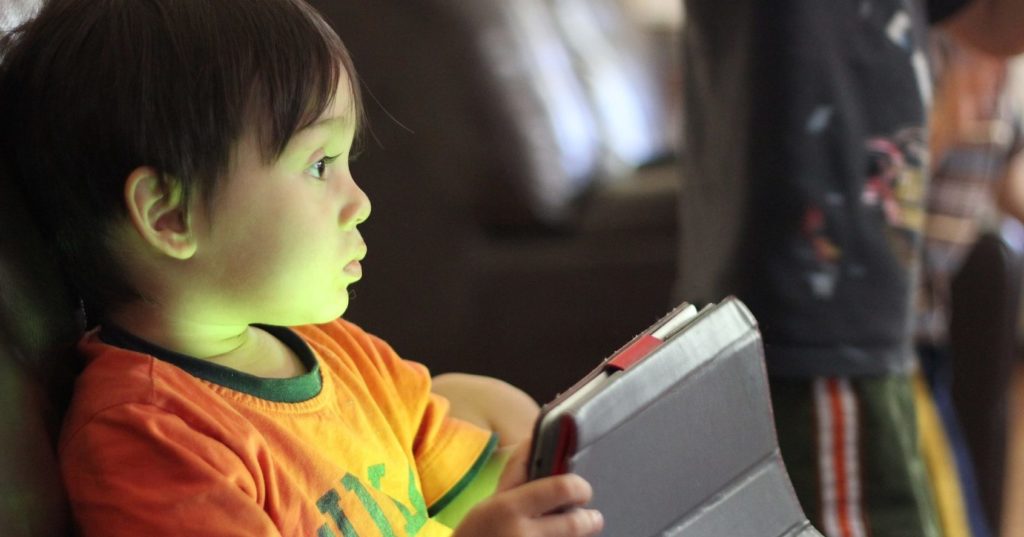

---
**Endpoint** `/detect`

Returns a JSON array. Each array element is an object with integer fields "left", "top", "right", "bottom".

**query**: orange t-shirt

[{"left": 59, "top": 319, "right": 496, "bottom": 536}]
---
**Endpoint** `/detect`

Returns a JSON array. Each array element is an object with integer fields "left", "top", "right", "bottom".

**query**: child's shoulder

[
  {"left": 292, "top": 317, "right": 401, "bottom": 364},
  {"left": 73, "top": 328, "right": 182, "bottom": 403},
  {"left": 66, "top": 329, "right": 235, "bottom": 432},
  {"left": 293, "top": 318, "right": 431, "bottom": 386}
]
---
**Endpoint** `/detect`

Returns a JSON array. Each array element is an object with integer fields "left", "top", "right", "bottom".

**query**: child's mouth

[{"left": 343, "top": 259, "right": 362, "bottom": 277}]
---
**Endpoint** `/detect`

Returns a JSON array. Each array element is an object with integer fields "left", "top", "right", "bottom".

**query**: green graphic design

[
  {"left": 315, "top": 463, "right": 430, "bottom": 536},
  {"left": 389, "top": 466, "right": 428, "bottom": 535},
  {"left": 316, "top": 488, "right": 359, "bottom": 536},
  {"left": 368, "top": 464, "right": 386, "bottom": 490},
  {"left": 343, "top": 473, "right": 396, "bottom": 537}
]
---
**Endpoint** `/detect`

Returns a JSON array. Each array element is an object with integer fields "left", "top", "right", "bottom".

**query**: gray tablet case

[{"left": 528, "top": 297, "right": 824, "bottom": 537}]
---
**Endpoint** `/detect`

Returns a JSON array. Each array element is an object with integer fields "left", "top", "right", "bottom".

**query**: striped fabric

[
  {"left": 772, "top": 375, "right": 941, "bottom": 537},
  {"left": 814, "top": 378, "right": 869, "bottom": 537},
  {"left": 913, "top": 371, "right": 973, "bottom": 537},
  {"left": 917, "top": 117, "right": 1024, "bottom": 345}
]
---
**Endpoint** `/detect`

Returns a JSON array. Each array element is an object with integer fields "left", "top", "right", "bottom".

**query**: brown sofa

[
  {"left": 0, "top": 171, "right": 81, "bottom": 537},
  {"left": 0, "top": 32, "right": 81, "bottom": 535},
  {"left": 312, "top": 0, "right": 682, "bottom": 402},
  {"left": 0, "top": 12, "right": 84, "bottom": 536}
]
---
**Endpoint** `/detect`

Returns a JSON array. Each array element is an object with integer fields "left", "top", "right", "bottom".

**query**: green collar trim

[{"left": 99, "top": 324, "right": 322, "bottom": 403}]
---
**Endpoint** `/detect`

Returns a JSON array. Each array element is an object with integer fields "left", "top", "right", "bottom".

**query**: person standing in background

[
  {"left": 917, "top": 33, "right": 1024, "bottom": 537},
  {"left": 676, "top": 1, "right": 1024, "bottom": 536}
]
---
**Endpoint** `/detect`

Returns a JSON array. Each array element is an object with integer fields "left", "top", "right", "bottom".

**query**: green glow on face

[{"left": 177, "top": 81, "right": 366, "bottom": 329}]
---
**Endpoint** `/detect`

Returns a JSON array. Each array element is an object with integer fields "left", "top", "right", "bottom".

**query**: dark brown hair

[{"left": 0, "top": 0, "right": 362, "bottom": 318}]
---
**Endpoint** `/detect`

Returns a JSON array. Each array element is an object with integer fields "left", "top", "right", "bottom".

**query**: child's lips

[
  {"left": 343, "top": 259, "right": 362, "bottom": 277},
  {"left": 343, "top": 241, "right": 367, "bottom": 275},
  {"left": 343, "top": 247, "right": 365, "bottom": 276}
]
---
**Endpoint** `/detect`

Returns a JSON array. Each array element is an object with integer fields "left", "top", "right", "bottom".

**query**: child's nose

[{"left": 340, "top": 185, "right": 371, "bottom": 229}]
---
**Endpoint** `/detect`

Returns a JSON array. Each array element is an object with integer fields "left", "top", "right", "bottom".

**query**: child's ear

[{"left": 123, "top": 166, "right": 197, "bottom": 260}]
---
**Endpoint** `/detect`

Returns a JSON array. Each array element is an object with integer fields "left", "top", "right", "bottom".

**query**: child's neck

[{"left": 106, "top": 303, "right": 305, "bottom": 379}]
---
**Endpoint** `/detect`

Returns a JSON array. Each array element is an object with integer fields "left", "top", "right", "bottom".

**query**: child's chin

[
  {"left": 273, "top": 302, "right": 349, "bottom": 327},
  {"left": 312, "top": 302, "right": 351, "bottom": 324}
]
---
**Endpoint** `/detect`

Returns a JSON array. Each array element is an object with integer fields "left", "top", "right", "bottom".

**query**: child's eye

[{"left": 305, "top": 154, "right": 341, "bottom": 180}]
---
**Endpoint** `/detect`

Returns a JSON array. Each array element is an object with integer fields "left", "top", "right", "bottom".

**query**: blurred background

[
  {"left": 5, "top": 0, "right": 1024, "bottom": 535},
  {"left": 308, "top": 2, "right": 1024, "bottom": 536},
  {"left": 321, "top": 0, "right": 686, "bottom": 402}
]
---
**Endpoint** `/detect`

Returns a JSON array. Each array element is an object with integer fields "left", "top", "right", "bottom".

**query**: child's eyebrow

[
  {"left": 303, "top": 115, "right": 345, "bottom": 132},
  {"left": 286, "top": 114, "right": 356, "bottom": 158},
  {"left": 297, "top": 112, "right": 357, "bottom": 138}
]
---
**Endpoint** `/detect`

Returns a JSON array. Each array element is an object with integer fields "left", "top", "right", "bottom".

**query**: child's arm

[
  {"left": 431, "top": 373, "right": 540, "bottom": 447},
  {"left": 354, "top": 329, "right": 598, "bottom": 534},
  {"left": 446, "top": 442, "right": 604, "bottom": 537},
  {"left": 430, "top": 375, "right": 603, "bottom": 534}
]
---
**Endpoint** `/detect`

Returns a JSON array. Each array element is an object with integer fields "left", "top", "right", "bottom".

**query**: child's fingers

[
  {"left": 534, "top": 507, "right": 604, "bottom": 537},
  {"left": 512, "top": 474, "right": 594, "bottom": 516},
  {"left": 454, "top": 474, "right": 601, "bottom": 537}
]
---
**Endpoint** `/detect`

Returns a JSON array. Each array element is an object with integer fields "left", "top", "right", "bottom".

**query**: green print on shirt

[
  {"left": 315, "top": 463, "right": 429, "bottom": 536},
  {"left": 316, "top": 488, "right": 357, "bottom": 537},
  {"left": 343, "top": 473, "right": 395, "bottom": 536},
  {"left": 391, "top": 466, "right": 428, "bottom": 535}
]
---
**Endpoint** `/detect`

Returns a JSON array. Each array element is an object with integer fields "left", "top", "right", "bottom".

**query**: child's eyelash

[{"left": 309, "top": 153, "right": 342, "bottom": 178}]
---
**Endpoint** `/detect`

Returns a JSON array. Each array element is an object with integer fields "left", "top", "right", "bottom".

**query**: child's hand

[
  {"left": 451, "top": 443, "right": 603, "bottom": 536},
  {"left": 452, "top": 476, "right": 603, "bottom": 536}
]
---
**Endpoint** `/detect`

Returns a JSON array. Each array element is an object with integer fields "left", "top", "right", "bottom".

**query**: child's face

[{"left": 187, "top": 80, "right": 370, "bottom": 327}]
